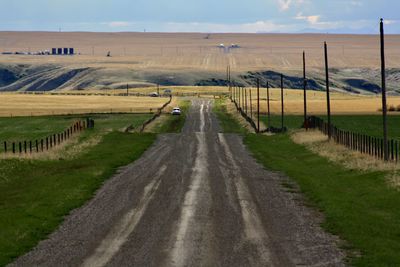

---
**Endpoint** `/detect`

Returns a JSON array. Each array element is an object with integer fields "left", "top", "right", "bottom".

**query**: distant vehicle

[
  {"left": 149, "top": 92, "right": 159, "bottom": 97},
  {"left": 171, "top": 107, "right": 181, "bottom": 115},
  {"left": 164, "top": 89, "right": 172, "bottom": 95}
]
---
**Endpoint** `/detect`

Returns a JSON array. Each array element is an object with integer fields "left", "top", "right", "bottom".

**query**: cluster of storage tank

[{"left": 51, "top": 48, "right": 74, "bottom": 55}]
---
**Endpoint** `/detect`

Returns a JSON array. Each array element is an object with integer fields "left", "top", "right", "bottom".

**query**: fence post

[
  {"left": 12, "top": 142, "right": 15, "bottom": 154},
  {"left": 36, "top": 140, "right": 39, "bottom": 153},
  {"left": 3, "top": 141, "right": 6, "bottom": 153},
  {"left": 249, "top": 89, "right": 253, "bottom": 121},
  {"left": 19, "top": 142, "right": 22, "bottom": 153},
  {"left": 29, "top": 141, "right": 32, "bottom": 153}
]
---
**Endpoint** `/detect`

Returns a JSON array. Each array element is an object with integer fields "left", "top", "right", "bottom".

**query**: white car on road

[{"left": 171, "top": 107, "right": 181, "bottom": 115}]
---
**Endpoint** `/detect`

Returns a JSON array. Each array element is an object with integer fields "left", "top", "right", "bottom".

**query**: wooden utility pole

[
  {"left": 157, "top": 84, "right": 160, "bottom": 96},
  {"left": 267, "top": 81, "right": 271, "bottom": 130},
  {"left": 281, "top": 74, "right": 284, "bottom": 130},
  {"left": 303, "top": 51, "right": 308, "bottom": 129},
  {"left": 324, "top": 42, "right": 332, "bottom": 139},
  {"left": 380, "top": 18, "right": 389, "bottom": 161},
  {"left": 126, "top": 84, "right": 129, "bottom": 96},
  {"left": 257, "top": 79, "right": 260, "bottom": 132}
]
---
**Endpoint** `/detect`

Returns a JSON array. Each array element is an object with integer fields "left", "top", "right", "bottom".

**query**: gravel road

[{"left": 11, "top": 99, "right": 345, "bottom": 267}]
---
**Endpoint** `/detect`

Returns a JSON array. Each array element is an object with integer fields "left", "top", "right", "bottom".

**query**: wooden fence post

[{"left": 267, "top": 81, "right": 271, "bottom": 130}]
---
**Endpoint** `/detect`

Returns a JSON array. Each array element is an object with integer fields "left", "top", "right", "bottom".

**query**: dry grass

[
  {"left": 291, "top": 130, "right": 400, "bottom": 188},
  {"left": 0, "top": 94, "right": 169, "bottom": 117},
  {"left": 1, "top": 32, "right": 400, "bottom": 71},
  {"left": 236, "top": 88, "right": 400, "bottom": 115},
  {"left": 0, "top": 132, "right": 102, "bottom": 160}
]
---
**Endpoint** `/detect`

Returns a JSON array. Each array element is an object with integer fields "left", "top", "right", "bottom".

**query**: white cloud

[
  {"left": 163, "top": 21, "right": 294, "bottom": 33},
  {"left": 278, "top": 0, "right": 292, "bottom": 11},
  {"left": 105, "top": 21, "right": 132, "bottom": 27},
  {"left": 277, "top": 0, "right": 309, "bottom": 11},
  {"left": 295, "top": 13, "right": 320, "bottom": 24},
  {"left": 350, "top": 1, "right": 363, "bottom": 7},
  {"left": 384, "top": 20, "right": 398, "bottom": 25}
]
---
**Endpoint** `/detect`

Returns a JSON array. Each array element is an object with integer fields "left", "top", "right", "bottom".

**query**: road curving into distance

[{"left": 10, "top": 99, "right": 345, "bottom": 267}]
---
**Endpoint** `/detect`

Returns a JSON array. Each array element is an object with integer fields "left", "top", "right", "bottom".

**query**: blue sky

[{"left": 0, "top": 0, "right": 399, "bottom": 33}]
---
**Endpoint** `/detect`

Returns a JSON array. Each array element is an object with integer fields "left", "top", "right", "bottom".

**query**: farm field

[
  {"left": 1, "top": 32, "right": 400, "bottom": 71},
  {"left": 263, "top": 114, "right": 400, "bottom": 140},
  {"left": 0, "top": 108, "right": 188, "bottom": 266},
  {"left": 239, "top": 88, "right": 400, "bottom": 115},
  {"left": 0, "top": 94, "right": 170, "bottom": 117}
]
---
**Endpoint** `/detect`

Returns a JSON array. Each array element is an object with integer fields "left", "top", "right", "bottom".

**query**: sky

[{"left": 0, "top": 0, "right": 399, "bottom": 34}]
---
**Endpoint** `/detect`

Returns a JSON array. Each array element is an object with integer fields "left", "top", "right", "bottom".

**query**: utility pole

[
  {"left": 126, "top": 84, "right": 129, "bottom": 96},
  {"left": 267, "top": 81, "right": 271, "bottom": 130},
  {"left": 324, "top": 42, "right": 332, "bottom": 139},
  {"left": 257, "top": 79, "right": 260, "bottom": 132},
  {"left": 157, "top": 84, "right": 160, "bottom": 96},
  {"left": 281, "top": 74, "right": 284, "bottom": 130},
  {"left": 380, "top": 18, "right": 388, "bottom": 161},
  {"left": 303, "top": 51, "right": 308, "bottom": 130}
]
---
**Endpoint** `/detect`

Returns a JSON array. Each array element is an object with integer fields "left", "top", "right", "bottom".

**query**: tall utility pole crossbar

[
  {"left": 380, "top": 18, "right": 389, "bottom": 161},
  {"left": 257, "top": 79, "right": 260, "bottom": 133},
  {"left": 303, "top": 51, "right": 308, "bottom": 129},
  {"left": 324, "top": 42, "right": 332, "bottom": 139}
]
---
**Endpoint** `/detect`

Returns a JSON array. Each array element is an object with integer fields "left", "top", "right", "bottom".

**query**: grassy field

[
  {"left": 0, "top": 94, "right": 169, "bottom": 117},
  {"left": 262, "top": 114, "right": 400, "bottom": 140},
  {"left": 215, "top": 103, "right": 400, "bottom": 266},
  {"left": 245, "top": 134, "right": 400, "bottom": 266},
  {"left": 0, "top": 114, "right": 157, "bottom": 266}
]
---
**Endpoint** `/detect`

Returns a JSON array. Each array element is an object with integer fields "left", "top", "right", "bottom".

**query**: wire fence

[
  {"left": 1, "top": 119, "right": 93, "bottom": 155},
  {"left": 308, "top": 116, "right": 399, "bottom": 162}
]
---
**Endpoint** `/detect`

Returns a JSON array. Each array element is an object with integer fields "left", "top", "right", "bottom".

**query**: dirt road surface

[{"left": 10, "top": 99, "right": 345, "bottom": 267}]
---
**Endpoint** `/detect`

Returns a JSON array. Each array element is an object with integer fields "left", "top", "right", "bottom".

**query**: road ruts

[{"left": 10, "top": 99, "right": 345, "bottom": 267}]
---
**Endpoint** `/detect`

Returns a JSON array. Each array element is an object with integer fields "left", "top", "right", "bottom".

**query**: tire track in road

[
  {"left": 218, "top": 133, "right": 277, "bottom": 266},
  {"left": 82, "top": 165, "right": 168, "bottom": 267}
]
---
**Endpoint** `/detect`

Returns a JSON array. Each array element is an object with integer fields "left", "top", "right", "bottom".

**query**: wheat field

[
  {"left": 1, "top": 32, "right": 400, "bottom": 72},
  {"left": 235, "top": 88, "right": 400, "bottom": 115},
  {"left": 0, "top": 94, "right": 169, "bottom": 117}
]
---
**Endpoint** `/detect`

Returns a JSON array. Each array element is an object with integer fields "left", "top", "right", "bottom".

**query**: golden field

[
  {"left": 1, "top": 86, "right": 398, "bottom": 116},
  {"left": 1, "top": 32, "right": 400, "bottom": 72},
  {"left": 0, "top": 94, "right": 170, "bottom": 117},
  {"left": 234, "top": 88, "right": 400, "bottom": 115}
]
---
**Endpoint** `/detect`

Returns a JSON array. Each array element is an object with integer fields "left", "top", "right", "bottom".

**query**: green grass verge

[
  {"left": 262, "top": 114, "right": 400, "bottom": 139},
  {"left": 218, "top": 108, "right": 400, "bottom": 266},
  {"left": 0, "top": 114, "right": 153, "bottom": 153},
  {"left": 0, "top": 114, "right": 155, "bottom": 266},
  {"left": 154, "top": 100, "right": 190, "bottom": 133},
  {"left": 245, "top": 133, "right": 400, "bottom": 266},
  {"left": 213, "top": 99, "right": 248, "bottom": 134}
]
